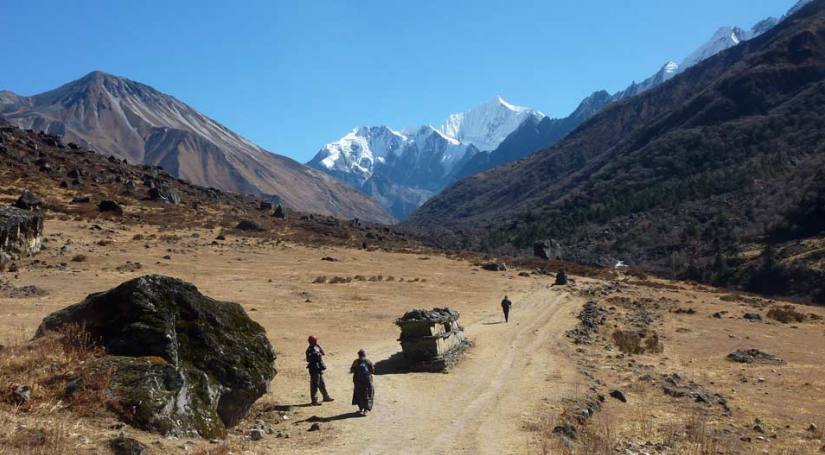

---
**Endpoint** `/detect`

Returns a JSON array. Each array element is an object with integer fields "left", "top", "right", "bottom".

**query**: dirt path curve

[{"left": 310, "top": 283, "right": 583, "bottom": 454}]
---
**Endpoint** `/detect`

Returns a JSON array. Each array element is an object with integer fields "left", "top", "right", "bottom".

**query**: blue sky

[{"left": 0, "top": 0, "right": 796, "bottom": 162}]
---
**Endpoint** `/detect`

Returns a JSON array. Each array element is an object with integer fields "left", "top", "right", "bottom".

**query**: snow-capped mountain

[
  {"left": 308, "top": 97, "right": 540, "bottom": 219},
  {"left": 438, "top": 96, "right": 543, "bottom": 151}
]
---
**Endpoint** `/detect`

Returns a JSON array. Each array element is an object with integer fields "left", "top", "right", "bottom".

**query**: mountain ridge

[
  {"left": 0, "top": 71, "right": 395, "bottom": 224},
  {"left": 307, "top": 96, "right": 535, "bottom": 219}
]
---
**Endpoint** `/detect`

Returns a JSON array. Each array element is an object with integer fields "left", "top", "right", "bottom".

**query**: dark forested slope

[{"left": 405, "top": 0, "right": 825, "bottom": 302}]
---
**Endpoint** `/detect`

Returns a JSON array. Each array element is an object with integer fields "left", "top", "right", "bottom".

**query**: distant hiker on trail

[
  {"left": 501, "top": 295, "right": 513, "bottom": 322},
  {"left": 306, "top": 335, "right": 334, "bottom": 406},
  {"left": 350, "top": 349, "right": 375, "bottom": 416}
]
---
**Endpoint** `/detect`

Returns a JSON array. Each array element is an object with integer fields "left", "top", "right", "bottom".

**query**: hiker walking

[
  {"left": 306, "top": 335, "right": 334, "bottom": 406},
  {"left": 501, "top": 295, "right": 513, "bottom": 322},
  {"left": 350, "top": 349, "right": 375, "bottom": 416}
]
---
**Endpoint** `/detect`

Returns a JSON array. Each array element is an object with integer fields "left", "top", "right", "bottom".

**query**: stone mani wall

[
  {"left": 0, "top": 206, "right": 44, "bottom": 263},
  {"left": 396, "top": 308, "right": 469, "bottom": 371}
]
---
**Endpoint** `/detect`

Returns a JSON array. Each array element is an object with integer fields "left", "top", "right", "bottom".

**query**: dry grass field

[{"left": 0, "top": 215, "right": 824, "bottom": 454}]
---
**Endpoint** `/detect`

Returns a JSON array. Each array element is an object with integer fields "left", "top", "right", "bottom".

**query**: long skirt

[{"left": 352, "top": 378, "right": 374, "bottom": 411}]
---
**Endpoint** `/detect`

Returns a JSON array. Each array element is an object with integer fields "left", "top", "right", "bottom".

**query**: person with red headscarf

[{"left": 306, "top": 335, "right": 334, "bottom": 405}]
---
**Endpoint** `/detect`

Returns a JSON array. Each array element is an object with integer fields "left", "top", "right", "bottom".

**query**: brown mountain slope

[
  {"left": 405, "top": 0, "right": 825, "bottom": 303},
  {"left": 0, "top": 71, "right": 394, "bottom": 224}
]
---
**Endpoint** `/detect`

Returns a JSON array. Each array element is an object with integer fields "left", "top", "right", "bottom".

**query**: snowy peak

[
  {"left": 312, "top": 126, "right": 408, "bottom": 181},
  {"left": 680, "top": 26, "right": 749, "bottom": 69},
  {"left": 307, "top": 96, "right": 542, "bottom": 219},
  {"left": 438, "top": 96, "right": 544, "bottom": 151}
]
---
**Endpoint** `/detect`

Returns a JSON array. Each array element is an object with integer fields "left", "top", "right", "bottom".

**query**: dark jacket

[
  {"left": 501, "top": 298, "right": 512, "bottom": 310},
  {"left": 306, "top": 344, "right": 327, "bottom": 373}
]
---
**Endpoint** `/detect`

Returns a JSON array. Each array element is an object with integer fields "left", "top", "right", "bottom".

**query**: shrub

[{"left": 766, "top": 305, "right": 806, "bottom": 323}]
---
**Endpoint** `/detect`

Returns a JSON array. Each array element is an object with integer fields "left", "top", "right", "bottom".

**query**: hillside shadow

[{"left": 374, "top": 352, "right": 411, "bottom": 376}]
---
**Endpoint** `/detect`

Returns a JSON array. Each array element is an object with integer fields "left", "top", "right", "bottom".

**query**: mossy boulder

[{"left": 37, "top": 275, "right": 276, "bottom": 438}]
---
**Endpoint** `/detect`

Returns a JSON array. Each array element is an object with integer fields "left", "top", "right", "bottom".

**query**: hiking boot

[
  {"left": 311, "top": 401, "right": 322, "bottom": 406},
  {"left": 322, "top": 397, "right": 335, "bottom": 402}
]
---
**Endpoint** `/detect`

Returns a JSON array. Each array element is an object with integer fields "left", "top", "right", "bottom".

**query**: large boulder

[
  {"left": 0, "top": 206, "right": 44, "bottom": 260},
  {"left": 37, "top": 275, "right": 276, "bottom": 438},
  {"left": 534, "top": 239, "right": 563, "bottom": 260}
]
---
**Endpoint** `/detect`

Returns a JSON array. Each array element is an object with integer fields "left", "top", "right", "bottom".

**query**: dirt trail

[{"left": 302, "top": 283, "right": 583, "bottom": 455}]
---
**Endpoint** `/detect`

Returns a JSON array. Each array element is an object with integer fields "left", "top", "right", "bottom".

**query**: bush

[{"left": 766, "top": 305, "right": 807, "bottom": 323}]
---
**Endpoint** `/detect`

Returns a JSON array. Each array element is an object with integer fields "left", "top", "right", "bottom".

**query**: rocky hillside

[
  {"left": 0, "top": 71, "right": 394, "bottom": 224},
  {"left": 405, "top": 0, "right": 825, "bottom": 303},
  {"left": 0, "top": 120, "right": 414, "bottom": 251}
]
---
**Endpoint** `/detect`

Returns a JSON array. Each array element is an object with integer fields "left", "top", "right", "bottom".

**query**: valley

[
  {"left": 2, "top": 1, "right": 825, "bottom": 454},
  {"left": 1, "top": 213, "right": 823, "bottom": 454}
]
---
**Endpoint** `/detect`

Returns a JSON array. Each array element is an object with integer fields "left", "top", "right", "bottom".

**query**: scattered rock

[
  {"left": 36, "top": 275, "right": 277, "bottom": 438},
  {"left": 650, "top": 373, "right": 729, "bottom": 411},
  {"left": 554, "top": 270, "right": 568, "bottom": 285},
  {"left": 108, "top": 436, "right": 148, "bottom": 455},
  {"left": 98, "top": 200, "right": 123, "bottom": 214},
  {"left": 250, "top": 428, "right": 265, "bottom": 441},
  {"left": 727, "top": 349, "right": 785, "bottom": 364},
  {"left": 14, "top": 190, "right": 43, "bottom": 210},
  {"left": 566, "top": 301, "right": 607, "bottom": 344},
  {"left": 321, "top": 256, "right": 338, "bottom": 262},
  {"left": 259, "top": 201, "right": 273, "bottom": 211},
  {"left": 609, "top": 390, "right": 627, "bottom": 403},
  {"left": 273, "top": 205, "right": 287, "bottom": 220},
  {"left": 808, "top": 423, "right": 818, "bottom": 433},
  {"left": 148, "top": 185, "right": 181, "bottom": 205},
  {"left": 308, "top": 423, "right": 321, "bottom": 432},
  {"left": 743, "top": 313, "right": 762, "bottom": 321},
  {"left": 236, "top": 220, "right": 261, "bottom": 231},
  {"left": 480, "top": 262, "right": 507, "bottom": 271}
]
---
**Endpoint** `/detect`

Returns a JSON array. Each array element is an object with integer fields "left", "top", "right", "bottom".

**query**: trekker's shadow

[
  {"left": 374, "top": 352, "right": 411, "bottom": 375},
  {"left": 302, "top": 412, "right": 365, "bottom": 422},
  {"left": 481, "top": 321, "right": 505, "bottom": 325},
  {"left": 261, "top": 403, "right": 313, "bottom": 412}
]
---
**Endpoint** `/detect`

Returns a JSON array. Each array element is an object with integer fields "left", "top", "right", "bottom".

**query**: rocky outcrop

[
  {"left": 533, "top": 240, "right": 562, "bottom": 260},
  {"left": 148, "top": 185, "right": 181, "bottom": 205},
  {"left": 0, "top": 206, "right": 44, "bottom": 264},
  {"left": 36, "top": 275, "right": 276, "bottom": 438}
]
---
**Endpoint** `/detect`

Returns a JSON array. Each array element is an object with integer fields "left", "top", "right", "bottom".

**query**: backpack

[{"left": 354, "top": 360, "right": 371, "bottom": 381}]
